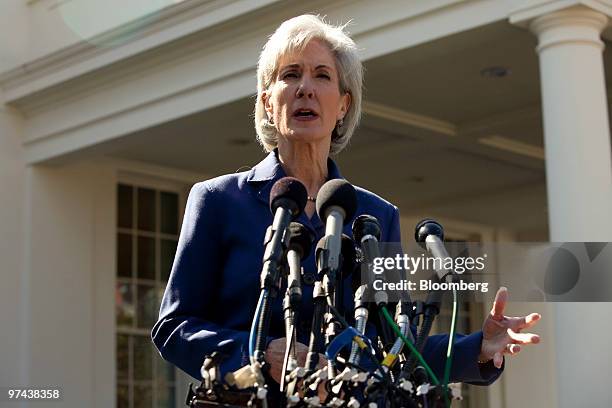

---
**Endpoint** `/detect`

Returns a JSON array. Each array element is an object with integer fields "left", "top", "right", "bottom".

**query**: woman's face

[{"left": 263, "top": 39, "right": 351, "bottom": 148}]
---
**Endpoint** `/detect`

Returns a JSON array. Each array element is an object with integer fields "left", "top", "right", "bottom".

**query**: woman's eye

[
  {"left": 283, "top": 72, "right": 298, "bottom": 79},
  {"left": 318, "top": 73, "right": 331, "bottom": 80}
]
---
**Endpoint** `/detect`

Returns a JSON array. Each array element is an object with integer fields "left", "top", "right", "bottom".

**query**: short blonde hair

[{"left": 254, "top": 14, "right": 363, "bottom": 155}]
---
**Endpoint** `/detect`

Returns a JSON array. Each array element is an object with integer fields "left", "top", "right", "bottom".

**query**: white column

[
  {"left": 24, "top": 161, "right": 116, "bottom": 408},
  {"left": 530, "top": 6, "right": 612, "bottom": 408},
  {"left": 0, "top": 104, "right": 27, "bottom": 395},
  {"left": 0, "top": 0, "right": 29, "bottom": 398},
  {"left": 532, "top": 6, "right": 612, "bottom": 241}
]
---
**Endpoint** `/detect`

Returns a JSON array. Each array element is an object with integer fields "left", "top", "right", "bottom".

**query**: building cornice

[
  {"left": 0, "top": 0, "right": 281, "bottom": 102},
  {"left": 510, "top": 0, "right": 612, "bottom": 27},
  {"left": 4, "top": 0, "right": 521, "bottom": 164}
]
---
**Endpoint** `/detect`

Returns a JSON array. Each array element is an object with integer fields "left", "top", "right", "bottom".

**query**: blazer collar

[
  {"left": 246, "top": 149, "right": 343, "bottom": 184},
  {"left": 247, "top": 149, "right": 344, "bottom": 232}
]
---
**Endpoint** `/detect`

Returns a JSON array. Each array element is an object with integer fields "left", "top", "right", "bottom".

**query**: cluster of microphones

[{"left": 186, "top": 177, "right": 463, "bottom": 408}]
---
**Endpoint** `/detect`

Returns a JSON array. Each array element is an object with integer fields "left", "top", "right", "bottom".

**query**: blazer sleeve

[
  {"left": 386, "top": 206, "right": 504, "bottom": 385},
  {"left": 151, "top": 182, "right": 249, "bottom": 380}
]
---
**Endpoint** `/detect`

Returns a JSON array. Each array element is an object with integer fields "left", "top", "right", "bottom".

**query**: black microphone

[
  {"left": 286, "top": 222, "right": 313, "bottom": 308},
  {"left": 337, "top": 234, "right": 357, "bottom": 317},
  {"left": 281, "top": 222, "right": 313, "bottom": 391},
  {"left": 401, "top": 219, "right": 453, "bottom": 379},
  {"left": 354, "top": 215, "right": 415, "bottom": 362},
  {"left": 352, "top": 214, "right": 387, "bottom": 307},
  {"left": 305, "top": 236, "right": 332, "bottom": 373},
  {"left": 352, "top": 214, "right": 399, "bottom": 354},
  {"left": 350, "top": 215, "right": 383, "bottom": 361},
  {"left": 305, "top": 180, "right": 357, "bottom": 374},
  {"left": 254, "top": 177, "right": 307, "bottom": 364},
  {"left": 415, "top": 219, "right": 452, "bottom": 281},
  {"left": 316, "top": 179, "right": 357, "bottom": 279},
  {"left": 260, "top": 177, "right": 308, "bottom": 291},
  {"left": 320, "top": 233, "right": 357, "bottom": 382},
  {"left": 413, "top": 218, "right": 455, "bottom": 317},
  {"left": 318, "top": 233, "right": 356, "bottom": 325}
]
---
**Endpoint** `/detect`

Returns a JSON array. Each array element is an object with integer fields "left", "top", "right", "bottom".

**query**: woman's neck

[{"left": 277, "top": 141, "right": 329, "bottom": 204}]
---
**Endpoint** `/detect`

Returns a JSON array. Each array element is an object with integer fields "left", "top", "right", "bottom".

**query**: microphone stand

[
  {"left": 316, "top": 234, "right": 344, "bottom": 380},
  {"left": 280, "top": 222, "right": 314, "bottom": 401},
  {"left": 305, "top": 237, "right": 332, "bottom": 374},
  {"left": 303, "top": 234, "right": 344, "bottom": 402},
  {"left": 400, "top": 277, "right": 445, "bottom": 379},
  {"left": 348, "top": 283, "right": 369, "bottom": 365},
  {"left": 387, "top": 242, "right": 415, "bottom": 368},
  {"left": 303, "top": 278, "right": 327, "bottom": 402},
  {"left": 251, "top": 177, "right": 307, "bottom": 405},
  {"left": 253, "top": 223, "right": 290, "bottom": 365},
  {"left": 400, "top": 220, "right": 456, "bottom": 383},
  {"left": 280, "top": 246, "right": 302, "bottom": 392}
]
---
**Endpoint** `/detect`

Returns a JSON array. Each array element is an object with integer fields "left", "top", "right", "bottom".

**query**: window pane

[
  {"left": 117, "top": 233, "right": 133, "bottom": 278},
  {"left": 137, "top": 284, "right": 158, "bottom": 330},
  {"left": 160, "top": 192, "right": 179, "bottom": 235},
  {"left": 133, "top": 335, "right": 153, "bottom": 381},
  {"left": 137, "top": 236, "right": 156, "bottom": 280},
  {"left": 157, "top": 386, "right": 175, "bottom": 408},
  {"left": 116, "top": 283, "right": 134, "bottom": 327},
  {"left": 160, "top": 239, "right": 177, "bottom": 282},
  {"left": 137, "top": 188, "right": 156, "bottom": 232},
  {"left": 117, "top": 183, "right": 183, "bottom": 408},
  {"left": 117, "top": 334, "right": 129, "bottom": 380},
  {"left": 118, "top": 184, "right": 133, "bottom": 228},
  {"left": 133, "top": 384, "right": 152, "bottom": 408},
  {"left": 117, "top": 384, "right": 129, "bottom": 408}
]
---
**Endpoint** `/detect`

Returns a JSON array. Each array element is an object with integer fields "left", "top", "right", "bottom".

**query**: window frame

[{"left": 115, "top": 172, "right": 190, "bottom": 408}]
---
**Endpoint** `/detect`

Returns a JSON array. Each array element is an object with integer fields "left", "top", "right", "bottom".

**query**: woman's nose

[{"left": 296, "top": 77, "right": 314, "bottom": 98}]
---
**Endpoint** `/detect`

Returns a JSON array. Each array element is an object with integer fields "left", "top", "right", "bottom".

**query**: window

[{"left": 116, "top": 182, "right": 183, "bottom": 408}]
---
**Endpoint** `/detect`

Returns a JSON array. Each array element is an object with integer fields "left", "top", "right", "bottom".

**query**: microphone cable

[
  {"left": 249, "top": 289, "right": 267, "bottom": 362},
  {"left": 442, "top": 287, "right": 458, "bottom": 408},
  {"left": 380, "top": 306, "right": 440, "bottom": 386},
  {"left": 279, "top": 320, "right": 295, "bottom": 392},
  {"left": 324, "top": 294, "right": 391, "bottom": 383}
]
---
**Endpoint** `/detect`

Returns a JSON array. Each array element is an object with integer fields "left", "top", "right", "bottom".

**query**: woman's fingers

[
  {"left": 505, "top": 344, "right": 521, "bottom": 355},
  {"left": 482, "top": 289, "right": 541, "bottom": 369},
  {"left": 490, "top": 287, "right": 508, "bottom": 320},
  {"left": 508, "top": 329, "right": 541, "bottom": 344},
  {"left": 493, "top": 352, "right": 504, "bottom": 369},
  {"left": 506, "top": 313, "right": 541, "bottom": 332}
]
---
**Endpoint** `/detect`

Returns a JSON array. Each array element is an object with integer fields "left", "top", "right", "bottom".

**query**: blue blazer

[{"left": 152, "top": 149, "right": 503, "bottom": 385}]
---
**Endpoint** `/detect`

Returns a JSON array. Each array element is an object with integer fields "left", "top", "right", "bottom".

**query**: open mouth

[{"left": 293, "top": 109, "right": 319, "bottom": 118}]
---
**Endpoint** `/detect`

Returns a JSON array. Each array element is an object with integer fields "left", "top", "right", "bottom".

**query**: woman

[{"left": 152, "top": 14, "right": 541, "bottom": 388}]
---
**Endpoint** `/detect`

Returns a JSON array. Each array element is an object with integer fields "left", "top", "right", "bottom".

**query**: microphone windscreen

[
  {"left": 414, "top": 219, "right": 444, "bottom": 249},
  {"left": 270, "top": 177, "right": 308, "bottom": 217},
  {"left": 288, "top": 222, "right": 314, "bottom": 259},
  {"left": 315, "top": 179, "right": 357, "bottom": 223},
  {"left": 352, "top": 214, "right": 382, "bottom": 243}
]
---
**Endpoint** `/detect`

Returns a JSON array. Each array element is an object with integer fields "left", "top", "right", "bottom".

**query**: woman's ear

[
  {"left": 262, "top": 91, "right": 274, "bottom": 118},
  {"left": 338, "top": 92, "right": 351, "bottom": 120}
]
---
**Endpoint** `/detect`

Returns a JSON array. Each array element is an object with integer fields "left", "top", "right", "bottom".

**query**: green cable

[
  {"left": 442, "top": 288, "right": 458, "bottom": 408},
  {"left": 380, "top": 306, "right": 440, "bottom": 385}
]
